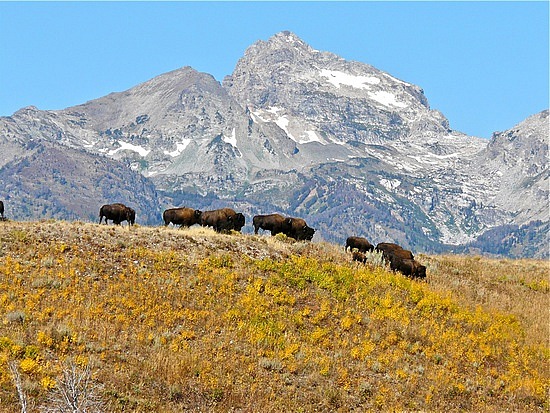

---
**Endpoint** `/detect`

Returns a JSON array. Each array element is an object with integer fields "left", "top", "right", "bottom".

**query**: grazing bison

[
  {"left": 0, "top": 200, "right": 4, "bottom": 219},
  {"left": 376, "top": 242, "right": 425, "bottom": 279},
  {"left": 99, "top": 203, "right": 134, "bottom": 226},
  {"left": 375, "top": 242, "right": 414, "bottom": 261},
  {"left": 389, "top": 258, "right": 427, "bottom": 279},
  {"left": 352, "top": 251, "right": 367, "bottom": 264},
  {"left": 345, "top": 236, "right": 374, "bottom": 253},
  {"left": 252, "top": 214, "right": 293, "bottom": 235},
  {"left": 201, "top": 208, "right": 245, "bottom": 233},
  {"left": 163, "top": 207, "right": 202, "bottom": 227},
  {"left": 286, "top": 217, "right": 315, "bottom": 241}
]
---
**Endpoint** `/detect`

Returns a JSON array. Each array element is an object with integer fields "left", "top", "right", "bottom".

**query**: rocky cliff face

[
  {"left": 476, "top": 110, "right": 548, "bottom": 225},
  {"left": 0, "top": 32, "right": 547, "bottom": 257}
]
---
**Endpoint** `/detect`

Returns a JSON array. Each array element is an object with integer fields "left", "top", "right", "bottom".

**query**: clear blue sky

[{"left": 1, "top": 1, "right": 548, "bottom": 139}]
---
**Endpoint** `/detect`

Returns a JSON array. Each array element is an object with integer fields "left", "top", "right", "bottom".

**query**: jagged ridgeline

[{"left": 0, "top": 31, "right": 547, "bottom": 257}]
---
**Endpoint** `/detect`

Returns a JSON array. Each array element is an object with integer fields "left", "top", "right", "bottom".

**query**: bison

[
  {"left": 375, "top": 242, "right": 414, "bottom": 261},
  {"left": 201, "top": 208, "right": 245, "bottom": 233},
  {"left": 345, "top": 236, "right": 374, "bottom": 253},
  {"left": 352, "top": 251, "right": 367, "bottom": 264},
  {"left": 0, "top": 200, "right": 4, "bottom": 219},
  {"left": 252, "top": 214, "right": 293, "bottom": 235},
  {"left": 285, "top": 217, "right": 315, "bottom": 241},
  {"left": 389, "top": 257, "right": 427, "bottom": 279},
  {"left": 376, "top": 242, "right": 425, "bottom": 279},
  {"left": 163, "top": 207, "right": 202, "bottom": 228},
  {"left": 99, "top": 203, "right": 134, "bottom": 226}
]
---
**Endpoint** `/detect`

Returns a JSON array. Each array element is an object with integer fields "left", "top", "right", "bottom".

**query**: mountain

[
  {"left": 0, "top": 133, "right": 161, "bottom": 223},
  {"left": 476, "top": 110, "right": 548, "bottom": 225},
  {"left": 461, "top": 110, "right": 549, "bottom": 257},
  {"left": 0, "top": 31, "right": 547, "bottom": 257}
]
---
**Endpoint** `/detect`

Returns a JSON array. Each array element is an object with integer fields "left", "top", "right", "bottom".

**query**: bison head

[
  {"left": 301, "top": 226, "right": 315, "bottom": 241},
  {"left": 233, "top": 213, "right": 246, "bottom": 232},
  {"left": 293, "top": 225, "right": 315, "bottom": 241},
  {"left": 413, "top": 263, "right": 427, "bottom": 279},
  {"left": 126, "top": 207, "right": 136, "bottom": 225},
  {"left": 194, "top": 209, "right": 202, "bottom": 224}
]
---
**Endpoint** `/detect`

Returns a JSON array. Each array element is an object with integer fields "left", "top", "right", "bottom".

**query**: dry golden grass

[
  {"left": 0, "top": 220, "right": 548, "bottom": 412},
  {"left": 421, "top": 254, "right": 549, "bottom": 347}
]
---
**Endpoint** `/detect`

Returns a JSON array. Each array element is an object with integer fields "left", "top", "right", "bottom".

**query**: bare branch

[
  {"left": 8, "top": 361, "right": 28, "bottom": 413},
  {"left": 40, "top": 361, "right": 107, "bottom": 413}
]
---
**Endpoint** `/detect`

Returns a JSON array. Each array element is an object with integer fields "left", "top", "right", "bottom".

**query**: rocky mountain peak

[
  {"left": 259, "top": 30, "right": 314, "bottom": 52},
  {"left": 485, "top": 110, "right": 548, "bottom": 173},
  {"left": 64, "top": 66, "right": 223, "bottom": 126},
  {"left": 224, "top": 32, "right": 451, "bottom": 150},
  {"left": 235, "top": 31, "right": 316, "bottom": 65},
  {"left": 474, "top": 109, "right": 548, "bottom": 229}
]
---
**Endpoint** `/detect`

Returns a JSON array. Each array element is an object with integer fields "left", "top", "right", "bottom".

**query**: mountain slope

[{"left": 0, "top": 135, "right": 161, "bottom": 224}]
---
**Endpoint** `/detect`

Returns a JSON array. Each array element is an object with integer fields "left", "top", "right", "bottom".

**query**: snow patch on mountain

[
  {"left": 302, "top": 130, "right": 323, "bottom": 144},
  {"left": 164, "top": 139, "right": 191, "bottom": 157},
  {"left": 380, "top": 178, "right": 401, "bottom": 191},
  {"left": 368, "top": 91, "right": 408, "bottom": 108},
  {"left": 108, "top": 141, "right": 150, "bottom": 157},
  {"left": 223, "top": 128, "right": 237, "bottom": 148},
  {"left": 251, "top": 107, "right": 326, "bottom": 145},
  {"left": 319, "top": 69, "right": 380, "bottom": 89},
  {"left": 319, "top": 69, "right": 407, "bottom": 107}
]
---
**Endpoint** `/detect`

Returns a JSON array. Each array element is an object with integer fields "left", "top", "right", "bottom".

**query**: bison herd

[
  {"left": 100, "top": 203, "right": 424, "bottom": 279},
  {"left": 0, "top": 200, "right": 427, "bottom": 280},
  {"left": 161, "top": 208, "right": 313, "bottom": 240},
  {"left": 102, "top": 204, "right": 313, "bottom": 241}
]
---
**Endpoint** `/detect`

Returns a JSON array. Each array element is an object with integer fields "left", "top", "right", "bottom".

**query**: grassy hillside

[{"left": 0, "top": 220, "right": 548, "bottom": 412}]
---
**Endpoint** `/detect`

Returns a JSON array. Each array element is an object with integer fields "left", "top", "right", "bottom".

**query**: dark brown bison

[
  {"left": 0, "top": 200, "right": 4, "bottom": 219},
  {"left": 375, "top": 243, "right": 414, "bottom": 261},
  {"left": 99, "top": 203, "right": 134, "bottom": 226},
  {"left": 201, "top": 208, "right": 245, "bottom": 233},
  {"left": 252, "top": 214, "right": 293, "bottom": 235},
  {"left": 376, "top": 242, "right": 425, "bottom": 279},
  {"left": 112, "top": 203, "right": 135, "bottom": 225},
  {"left": 389, "top": 258, "right": 427, "bottom": 279},
  {"left": 163, "top": 207, "right": 202, "bottom": 227},
  {"left": 345, "top": 236, "right": 374, "bottom": 253},
  {"left": 352, "top": 251, "right": 367, "bottom": 264},
  {"left": 285, "top": 217, "right": 315, "bottom": 241}
]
